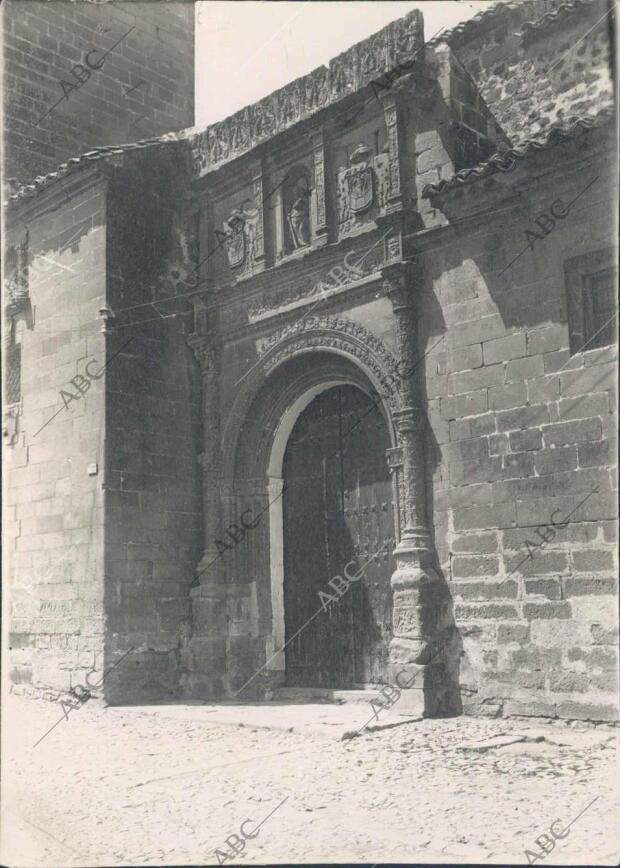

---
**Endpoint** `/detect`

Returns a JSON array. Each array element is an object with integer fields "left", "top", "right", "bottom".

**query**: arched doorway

[{"left": 282, "top": 384, "right": 395, "bottom": 688}]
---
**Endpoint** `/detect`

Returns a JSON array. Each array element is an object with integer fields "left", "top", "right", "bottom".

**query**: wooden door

[{"left": 282, "top": 385, "right": 395, "bottom": 687}]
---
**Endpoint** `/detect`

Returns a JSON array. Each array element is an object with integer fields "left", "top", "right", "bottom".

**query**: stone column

[{"left": 383, "top": 259, "right": 442, "bottom": 716}]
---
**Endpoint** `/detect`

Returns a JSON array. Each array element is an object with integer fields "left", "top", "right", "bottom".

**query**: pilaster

[
  {"left": 250, "top": 157, "right": 266, "bottom": 271},
  {"left": 379, "top": 92, "right": 404, "bottom": 211},
  {"left": 309, "top": 126, "right": 328, "bottom": 247}
]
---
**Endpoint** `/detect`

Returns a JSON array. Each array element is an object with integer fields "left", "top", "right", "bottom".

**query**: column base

[{"left": 389, "top": 539, "right": 445, "bottom": 717}]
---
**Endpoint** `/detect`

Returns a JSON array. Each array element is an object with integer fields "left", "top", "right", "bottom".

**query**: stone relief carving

[
  {"left": 359, "top": 27, "right": 390, "bottom": 85},
  {"left": 207, "top": 121, "right": 230, "bottom": 165},
  {"left": 384, "top": 103, "right": 402, "bottom": 200},
  {"left": 313, "top": 145, "right": 326, "bottom": 228},
  {"left": 191, "top": 10, "right": 423, "bottom": 175},
  {"left": 222, "top": 205, "right": 260, "bottom": 276},
  {"left": 246, "top": 228, "right": 392, "bottom": 321},
  {"left": 330, "top": 48, "right": 357, "bottom": 102},
  {"left": 250, "top": 96, "right": 276, "bottom": 146},
  {"left": 229, "top": 107, "right": 251, "bottom": 156},
  {"left": 303, "top": 66, "right": 329, "bottom": 114},
  {"left": 391, "top": 10, "right": 423, "bottom": 67},
  {"left": 336, "top": 144, "right": 390, "bottom": 235},
  {"left": 346, "top": 144, "right": 375, "bottom": 214},
  {"left": 257, "top": 315, "right": 402, "bottom": 406},
  {"left": 275, "top": 80, "right": 301, "bottom": 129}
]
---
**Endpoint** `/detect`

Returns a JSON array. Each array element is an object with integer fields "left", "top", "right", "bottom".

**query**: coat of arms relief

[
  {"left": 222, "top": 205, "right": 260, "bottom": 277},
  {"left": 336, "top": 143, "right": 390, "bottom": 236}
]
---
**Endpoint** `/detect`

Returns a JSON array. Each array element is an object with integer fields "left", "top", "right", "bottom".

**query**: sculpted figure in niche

[{"left": 286, "top": 172, "right": 311, "bottom": 250}]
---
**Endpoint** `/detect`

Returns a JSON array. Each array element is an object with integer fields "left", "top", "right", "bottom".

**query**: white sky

[{"left": 194, "top": 0, "right": 494, "bottom": 128}]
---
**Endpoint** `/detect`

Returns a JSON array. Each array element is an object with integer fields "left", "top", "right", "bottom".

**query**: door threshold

[{"left": 273, "top": 686, "right": 381, "bottom": 704}]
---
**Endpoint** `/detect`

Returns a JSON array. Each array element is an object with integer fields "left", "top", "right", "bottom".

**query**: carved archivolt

[{"left": 221, "top": 315, "right": 405, "bottom": 477}]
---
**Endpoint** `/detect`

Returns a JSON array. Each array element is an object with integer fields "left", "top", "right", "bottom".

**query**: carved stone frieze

[
  {"left": 191, "top": 10, "right": 424, "bottom": 176},
  {"left": 207, "top": 121, "right": 230, "bottom": 165},
  {"left": 275, "top": 79, "right": 301, "bottom": 130},
  {"left": 359, "top": 26, "right": 390, "bottom": 86},
  {"left": 302, "top": 66, "right": 329, "bottom": 115},
  {"left": 330, "top": 46, "right": 358, "bottom": 102},
  {"left": 249, "top": 96, "right": 276, "bottom": 146},
  {"left": 247, "top": 233, "right": 390, "bottom": 321},
  {"left": 391, "top": 10, "right": 424, "bottom": 67},
  {"left": 229, "top": 107, "right": 251, "bottom": 157}
]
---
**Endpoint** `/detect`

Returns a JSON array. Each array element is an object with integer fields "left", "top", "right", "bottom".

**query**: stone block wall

[
  {"left": 5, "top": 171, "right": 110, "bottom": 698},
  {"left": 103, "top": 144, "right": 202, "bottom": 703},
  {"left": 422, "top": 137, "right": 618, "bottom": 720},
  {"left": 451, "top": 0, "right": 614, "bottom": 146},
  {"left": 2, "top": 0, "right": 194, "bottom": 181}
]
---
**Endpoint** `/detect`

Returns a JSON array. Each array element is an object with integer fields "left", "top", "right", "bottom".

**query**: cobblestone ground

[{"left": 3, "top": 694, "right": 619, "bottom": 867}]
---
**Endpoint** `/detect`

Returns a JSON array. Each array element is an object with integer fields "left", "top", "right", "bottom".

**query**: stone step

[{"left": 272, "top": 686, "right": 383, "bottom": 704}]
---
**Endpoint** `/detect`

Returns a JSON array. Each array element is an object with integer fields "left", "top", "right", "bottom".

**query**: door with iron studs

[{"left": 282, "top": 384, "right": 395, "bottom": 688}]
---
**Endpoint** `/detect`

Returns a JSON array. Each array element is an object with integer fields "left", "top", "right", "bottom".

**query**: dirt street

[{"left": 2, "top": 694, "right": 618, "bottom": 866}]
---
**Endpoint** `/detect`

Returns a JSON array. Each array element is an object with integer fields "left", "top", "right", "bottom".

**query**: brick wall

[
  {"left": 103, "top": 144, "right": 202, "bottom": 702},
  {"left": 5, "top": 172, "right": 110, "bottom": 698},
  {"left": 2, "top": 0, "right": 194, "bottom": 181},
  {"left": 423, "top": 135, "right": 618, "bottom": 721}
]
